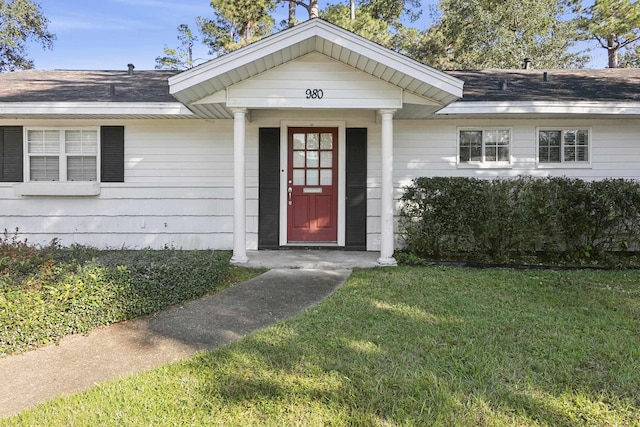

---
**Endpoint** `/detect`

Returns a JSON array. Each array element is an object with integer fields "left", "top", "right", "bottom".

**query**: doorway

[{"left": 287, "top": 127, "right": 338, "bottom": 242}]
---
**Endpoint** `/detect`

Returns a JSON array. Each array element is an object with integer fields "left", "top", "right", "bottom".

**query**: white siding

[
  {"left": 227, "top": 52, "right": 402, "bottom": 110},
  {"left": 0, "top": 119, "right": 247, "bottom": 249},
  {"left": 1, "top": 116, "right": 638, "bottom": 251}
]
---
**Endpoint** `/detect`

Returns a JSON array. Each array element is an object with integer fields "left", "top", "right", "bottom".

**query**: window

[
  {"left": 459, "top": 129, "right": 510, "bottom": 163},
  {"left": 538, "top": 129, "right": 589, "bottom": 163},
  {"left": 26, "top": 128, "right": 98, "bottom": 181}
]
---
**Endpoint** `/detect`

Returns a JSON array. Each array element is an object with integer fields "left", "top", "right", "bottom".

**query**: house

[{"left": 1, "top": 19, "right": 639, "bottom": 265}]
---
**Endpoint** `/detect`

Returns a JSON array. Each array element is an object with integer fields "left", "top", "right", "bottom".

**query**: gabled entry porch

[{"left": 168, "top": 19, "right": 463, "bottom": 266}]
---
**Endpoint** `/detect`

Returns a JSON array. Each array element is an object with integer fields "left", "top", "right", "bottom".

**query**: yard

[{"left": 2, "top": 266, "right": 639, "bottom": 426}]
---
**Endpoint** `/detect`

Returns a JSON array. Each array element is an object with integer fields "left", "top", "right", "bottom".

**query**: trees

[
  {"left": 155, "top": 24, "right": 198, "bottom": 70},
  {"left": 422, "top": 0, "right": 587, "bottom": 69},
  {"left": 577, "top": 0, "right": 640, "bottom": 68},
  {"left": 160, "top": 0, "right": 640, "bottom": 70},
  {"left": 197, "top": 0, "right": 276, "bottom": 56},
  {"left": 0, "top": 0, "right": 54, "bottom": 72}
]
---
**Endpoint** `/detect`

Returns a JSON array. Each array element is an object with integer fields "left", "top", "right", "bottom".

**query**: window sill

[
  {"left": 457, "top": 162, "right": 513, "bottom": 169},
  {"left": 14, "top": 182, "right": 101, "bottom": 197},
  {"left": 537, "top": 163, "right": 592, "bottom": 169}
]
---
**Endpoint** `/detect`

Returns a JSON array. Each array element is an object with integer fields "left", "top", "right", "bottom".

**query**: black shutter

[
  {"left": 258, "top": 128, "right": 280, "bottom": 249},
  {"left": 101, "top": 126, "right": 125, "bottom": 183},
  {"left": 345, "top": 128, "right": 367, "bottom": 250},
  {"left": 0, "top": 127, "right": 24, "bottom": 182}
]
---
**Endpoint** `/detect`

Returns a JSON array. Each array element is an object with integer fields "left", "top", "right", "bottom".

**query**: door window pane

[
  {"left": 306, "top": 169, "right": 319, "bottom": 186},
  {"left": 293, "top": 151, "right": 305, "bottom": 167},
  {"left": 293, "top": 169, "right": 305, "bottom": 185},
  {"left": 320, "top": 170, "right": 332, "bottom": 186},
  {"left": 320, "top": 151, "right": 332, "bottom": 168},
  {"left": 293, "top": 133, "right": 305, "bottom": 150},
  {"left": 320, "top": 133, "right": 333, "bottom": 149},
  {"left": 307, "top": 133, "right": 319, "bottom": 149},
  {"left": 307, "top": 151, "right": 319, "bottom": 168}
]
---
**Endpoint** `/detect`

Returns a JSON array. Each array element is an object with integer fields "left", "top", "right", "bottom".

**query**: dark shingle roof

[
  {"left": 0, "top": 69, "right": 179, "bottom": 103},
  {"left": 1, "top": 68, "right": 640, "bottom": 104},
  {"left": 446, "top": 69, "right": 640, "bottom": 102}
]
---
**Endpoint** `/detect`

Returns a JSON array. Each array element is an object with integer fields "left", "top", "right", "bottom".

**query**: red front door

[{"left": 287, "top": 128, "right": 338, "bottom": 242}]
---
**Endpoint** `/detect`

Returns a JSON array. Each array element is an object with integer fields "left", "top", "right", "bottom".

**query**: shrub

[
  {"left": 399, "top": 176, "right": 640, "bottom": 265},
  {"left": 1, "top": 245, "right": 231, "bottom": 355}
]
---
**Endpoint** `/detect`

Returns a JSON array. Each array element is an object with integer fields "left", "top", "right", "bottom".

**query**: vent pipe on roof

[
  {"left": 127, "top": 63, "right": 135, "bottom": 75},
  {"left": 523, "top": 58, "right": 531, "bottom": 69},
  {"left": 498, "top": 80, "right": 508, "bottom": 91},
  {"left": 543, "top": 71, "right": 548, "bottom": 82}
]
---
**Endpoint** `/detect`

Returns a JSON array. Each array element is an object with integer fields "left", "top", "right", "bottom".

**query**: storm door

[{"left": 287, "top": 128, "right": 338, "bottom": 242}]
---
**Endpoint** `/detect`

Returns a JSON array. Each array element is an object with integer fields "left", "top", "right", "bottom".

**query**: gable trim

[{"left": 169, "top": 19, "right": 463, "bottom": 119}]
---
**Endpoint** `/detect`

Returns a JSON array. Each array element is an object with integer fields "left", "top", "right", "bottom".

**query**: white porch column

[
  {"left": 378, "top": 109, "right": 397, "bottom": 266},
  {"left": 230, "top": 108, "right": 248, "bottom": 264}
]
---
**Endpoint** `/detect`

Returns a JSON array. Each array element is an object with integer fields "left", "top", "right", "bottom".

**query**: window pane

[
  {"left": 28, "top": 130, "right": 60, "bottom": 155},
  {"left": 307, "top": 151, "right": 319, "bottom": 168},
  {"left": 293, "top": 169, "right": 305, "bottom": 185},
  {"left": 460, "top": 131, "right": 482, "bottom": 162},
  {"left": 320, "top": 151, "right": 333, "bottom": 168},
  {"left": 30, "top": 156, "right": 59, "bottom": 181},
  {"left": 576, "top": 146, "right": 588, "bottom": 162},
  {"left": 67, "top": 156, "right": 97, "bottom": 181},
  {"left": 498, "top": 130, "right": 510, "bottom": 144},
  {"left": 66, "top": 130, "right": 97, "bottom": 155},
  {"left": 539, "top": 131, "right": 561, "bottom": 162},
  {"left": 307, "top": 133, "right": 319, "bottom": 150},
  {"left": 485, "top": 147, "right": 497, "bottom": 162},
  {"left": 484, "top": 130, "right": 497, "bottom": 143},
  {"left": 293, "top": 134, "right": 305, "bottom": 149},
  {"left": 293, "top": 151, "right": 305, "bottom": 168},
  {"left": 483, "top": 129, "right": 509, "bottom": 162},
  {"left": 498, "top": 146, "right": 510, "bottom": 162},
  {"left": 306, "top": 169, "right": 319, "bottom": 186},
  {"left": 320, "top": 133, "right": 333, "bottom": 149},
  {"left": 320, "top": 169, "right": 332, "bottom": 186}
]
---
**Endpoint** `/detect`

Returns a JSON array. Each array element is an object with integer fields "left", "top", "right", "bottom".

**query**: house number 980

[{"left": 306, "top": 89, "right": 324, "bottom": 99}]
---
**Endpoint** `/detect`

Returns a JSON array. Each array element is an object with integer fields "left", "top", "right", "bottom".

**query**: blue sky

[{"left": 28, "top": 0, "right": 604, "bottom": 71}]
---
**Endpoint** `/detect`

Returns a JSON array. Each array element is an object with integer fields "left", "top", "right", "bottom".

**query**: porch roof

[{"left": 168, "top": 19, "right": 464, "bottom": 119}]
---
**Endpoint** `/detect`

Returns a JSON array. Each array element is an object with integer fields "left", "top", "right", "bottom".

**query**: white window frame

[
  {"left": 537, "top": 127, "right": 591, "bottom": 168},
  {"left": 457, "top": 127, "right": 512, "bottom": 168},
  {"left": 24, "top": 127, "right": 101, "bottom": 183}
]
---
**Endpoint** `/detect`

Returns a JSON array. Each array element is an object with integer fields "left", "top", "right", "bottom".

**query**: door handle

[{"left": 288, "top": 187, "right": 292, "bottom": 205}]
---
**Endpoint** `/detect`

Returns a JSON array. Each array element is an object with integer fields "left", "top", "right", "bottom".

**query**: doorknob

[{"left": 288, "top": 187, "right": 292, "bottom": 205}]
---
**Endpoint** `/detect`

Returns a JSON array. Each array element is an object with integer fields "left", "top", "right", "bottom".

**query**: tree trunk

[
  {"left": 289, "top": 1, "right": 296, "bottom": 27},
  {"left": 608, "top": 35, "right": 619, "bottom": 68},
  {"left": 350, "top": 0, "right": 356, "bottom": 20},
  {"left": 309, "top": 0, "right": 319, "bottom": 18}
]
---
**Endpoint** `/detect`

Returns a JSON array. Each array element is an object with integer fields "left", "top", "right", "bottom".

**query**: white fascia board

[
  {"left": 169, "top": 19, "right": 463, "bottom": 101},
  {"left": 437, "top": 101, "right": 640, "bottom": 116},
  {"left": 169, "top": 26, "right": 317, "bottom": 94},
  {"left": 311, "top": 24, "right": 464, "bottom": 99},
  {"left": 0, "top": 102, "right": 194, "bottom": 116}
]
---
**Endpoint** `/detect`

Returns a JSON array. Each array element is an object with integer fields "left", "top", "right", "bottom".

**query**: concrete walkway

[{"left": 0, "top": 250, "right": 380, "bottom": 419}]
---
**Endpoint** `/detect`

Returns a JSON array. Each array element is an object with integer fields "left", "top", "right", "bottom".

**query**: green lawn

[{"left": 3, "top": 267, "right": 640, "bottom": 426}]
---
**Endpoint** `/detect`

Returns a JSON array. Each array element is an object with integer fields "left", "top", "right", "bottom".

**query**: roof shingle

[
  {"left": 1, "top": 68, "right": 640, "bottom": 104},
  {"left": 446, "top": 69, "right": 640, "bottom": 102},
  {"left": 0, "top": 69, "right": 178, "bottom": 103}
]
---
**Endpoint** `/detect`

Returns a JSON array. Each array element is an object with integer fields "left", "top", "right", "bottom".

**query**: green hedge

[
  {"left": 1, "top": 239, "right": 230, "bottom": 355},
  {"left": 399, "top": 176, "right": 640, "bottom": 264}
]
